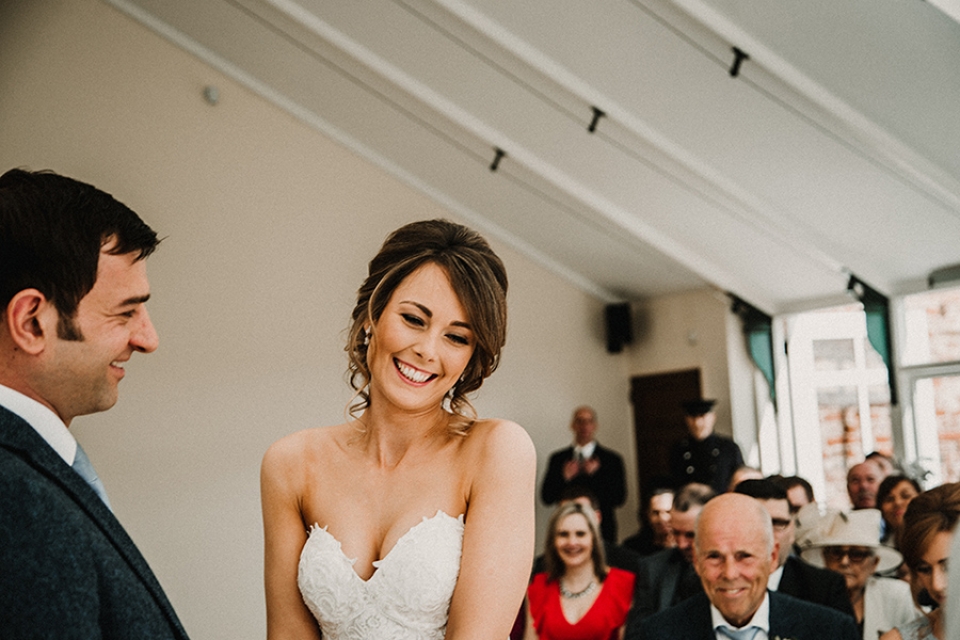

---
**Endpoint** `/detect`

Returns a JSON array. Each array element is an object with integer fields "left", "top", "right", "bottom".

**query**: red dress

[{"left": 527, "top": 567, "right": 635, "bottom": 640}]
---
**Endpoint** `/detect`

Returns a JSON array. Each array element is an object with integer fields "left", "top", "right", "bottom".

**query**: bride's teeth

[{"left": 396, "top": 361, "right": 431, "bottom": 383}]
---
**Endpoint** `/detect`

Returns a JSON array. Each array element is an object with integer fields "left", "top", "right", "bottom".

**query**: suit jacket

[
  {"left": 540, "top": 442, "right": 626, "bottom": 541},
  {"left": 0, "top": 406, "right": 189, "bottom": 639},
  {"left": 633, "top": 591, "right": 860, "bottom": 640},
  {"left": 777, "top": 555, "right": 855, "bottom": 619},
  {"left": 623, "top": 545, "right": 704, "bottom": 640}
]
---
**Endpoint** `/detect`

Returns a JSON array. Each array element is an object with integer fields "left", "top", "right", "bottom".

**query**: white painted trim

[
  {"left": 104, "top": 0, "right": 621, "bottom": 302},
  {"left": 668, "top": 0, "right": 960, "bottom": 213}
]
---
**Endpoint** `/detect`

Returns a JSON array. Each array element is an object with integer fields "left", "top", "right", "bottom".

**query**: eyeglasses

[{"left": 823, "top": 546, "right": 874, "bottom": 564}]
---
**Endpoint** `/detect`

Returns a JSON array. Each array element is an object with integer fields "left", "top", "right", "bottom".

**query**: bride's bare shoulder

[
  {"left": 463, "top": 418, "right": 534, "bottom": 464},
  {"left": 261, "top": 423, "right": 350, "bottom": 470}
]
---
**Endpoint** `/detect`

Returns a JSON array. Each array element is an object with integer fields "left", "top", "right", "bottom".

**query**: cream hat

[{"left": 797, "top": 505, "right": 902, "bottom": 574}]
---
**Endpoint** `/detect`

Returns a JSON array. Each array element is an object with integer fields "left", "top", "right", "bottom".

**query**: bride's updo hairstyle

[{"left": 346, "top": 219, "right": 508, "bottom": 433}]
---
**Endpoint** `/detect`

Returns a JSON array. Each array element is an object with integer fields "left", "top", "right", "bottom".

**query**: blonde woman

[{"left": 526, "top": 503, "right": 634, "bottom": 640}]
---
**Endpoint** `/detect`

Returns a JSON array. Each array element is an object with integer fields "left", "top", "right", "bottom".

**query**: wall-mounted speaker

[{"left": 604, "top": 303, "right": 632, "bottom": 354}]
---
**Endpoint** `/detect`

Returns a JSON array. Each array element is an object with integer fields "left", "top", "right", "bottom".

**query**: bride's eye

[{"left": 402, "top": 313, "right": 425, "bottom": 327}]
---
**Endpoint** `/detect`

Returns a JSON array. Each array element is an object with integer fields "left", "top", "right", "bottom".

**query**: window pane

[
  {"left": 933, "top": 376, "right": 960, "bottom": 483},
  {"left": 813, "top": 339, "right": 856, "bottom": 371},
  {"left": 818, "top": 386, "right": 860, "bottom": 510},
  {"left": 901, "top": 286, "right": 960, "bottom": 366},
  {"left": 868, "top": 384, "right": 893, "bottom": 459}
]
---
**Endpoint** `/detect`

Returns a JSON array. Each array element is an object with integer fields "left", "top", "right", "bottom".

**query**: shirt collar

[
  {"left": 574, "top": 440, "right": 597, "bottom": 458},
  {"left": 710, "top": 590, "right": 770, "bottom": 635},
  {"left": 767, "top": 564, "right": 784, "bottom": 590},
  {"left": 0, "top": 383, "right": 76, "bottom": 465}
]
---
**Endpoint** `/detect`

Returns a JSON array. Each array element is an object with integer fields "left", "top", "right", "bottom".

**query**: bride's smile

[{"left": 366, "top": 262, "right": 474, "bottom": 414}]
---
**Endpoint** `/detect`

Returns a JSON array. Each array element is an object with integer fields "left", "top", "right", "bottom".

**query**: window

[
  {"left": 781, "top": 304, "right": 892, "bottom": 509},
  {"left": 897, "top": 285, "right": 960, "bottom": 487}
]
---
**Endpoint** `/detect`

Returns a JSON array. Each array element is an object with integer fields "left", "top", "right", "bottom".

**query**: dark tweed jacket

[{"left": 0, "top": 405, "right": 189, "bottom": 638}]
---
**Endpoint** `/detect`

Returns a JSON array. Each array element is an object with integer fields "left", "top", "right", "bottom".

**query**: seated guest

[
  {"left": 880, "top": 482, "right": 960, "bottom": 640},
  {"left": 775, "top": 475, "right": 815, "bottom": 516},
  {"left": 533, "top": 486, "right": 642, "bottom": 574},
  {"left": 799, "top": 507, "right": 917, "bottom": 639},
  {"left": 877, "top": 474, "right": 923, "bottom": 581},
  {"left": 867, "top": 451, "right": 898, "bottom": 479},
  {"left": 627, "top": 483, "right": 715, "bottom": 626},
  {"left": 735, "top": 478, "right": 855, "bottom": 618},
  {"left": 878, "top": 475, "right": 922, "bottom": 548},
  {"left": 525, "top": 502, "right": 635, "bottom": 640},
  {"left": 515, "top": 488, "right": 640, "bottom": 640},
  {"left": 848, "top": 460, "right": 885, "bottom": 510},
  {"left": 727, "top": 465, "right": 763, "bottom": 492},
  {"left": 634, "top": 493, "right": 859, "bottom": 640},
  {"left": 622, "top": 485, "right": 676, "bottom": 557}
]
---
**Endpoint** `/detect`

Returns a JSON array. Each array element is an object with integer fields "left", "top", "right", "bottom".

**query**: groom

[
  {"left": 633, "top": 493, "right": 858, "bottom": 640},
  {"left": 0, "top": 168, "right": 189, "bottom": 638}
]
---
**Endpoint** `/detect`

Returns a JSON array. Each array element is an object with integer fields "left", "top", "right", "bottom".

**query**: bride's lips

[{"left": 394, "top": 358, "right": 437, "bottom": 385}]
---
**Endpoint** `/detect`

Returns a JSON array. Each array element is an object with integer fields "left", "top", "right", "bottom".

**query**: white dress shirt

[
  {"left": 767, "top": 564, "right": 784, "bottom": 591},
  {"left": 710, "top": 591, "right": 770, "bottom": 640},
  {"left": 0, "top": 382, "right": 76, "bottom": 465},
  {"left": 574, "top": 440, "right": 597, "bottom": 460}
]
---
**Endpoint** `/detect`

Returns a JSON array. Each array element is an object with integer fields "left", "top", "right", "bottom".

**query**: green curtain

[
  {"left": 848, "top": 276, "right": 898, "bottom": 405},
  {"left": 730, "top": 296, "right": 776, "bottom": 407}
]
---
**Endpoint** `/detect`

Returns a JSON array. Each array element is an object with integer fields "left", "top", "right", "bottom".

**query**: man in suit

[
  {"left": 0, "top": 168, "right": 189, "bottom": 638},
  {"left": 633, "top": 493, "right": 859, "bottom": 640},
  {"left": 628, "top": 482, "right": 714, "bottom": 628},
  {"left": 734, "top": 479, "right": 854, "bottom": 618},
  {"left": 669, "top": 398, "right": 744, "bottom": 494},
  {"left": 540, "top": 405, "right": 626, "bottom": 541}
]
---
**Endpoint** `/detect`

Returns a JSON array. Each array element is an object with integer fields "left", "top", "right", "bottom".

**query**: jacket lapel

[
  {"left": 660, "top": 551, "right": 683, "bottom": 611},
  {"left": 0, "top": 406, "right": 184, "bottom": 636}
]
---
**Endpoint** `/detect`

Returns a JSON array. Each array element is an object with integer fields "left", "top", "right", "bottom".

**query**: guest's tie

[
  {"left": 717, "top": 625, "right": 761, "bottom": 640},
  {"left": 73, "top": 443, "right": 112, "bottom": 510}
]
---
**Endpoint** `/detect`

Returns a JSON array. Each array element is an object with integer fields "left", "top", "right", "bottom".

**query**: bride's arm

[
  {"left": 261, "top": 436, "right": 323, "bottom": 640},
  {"left": 445, "top": 419, "right": 536, "bottom": 640}
]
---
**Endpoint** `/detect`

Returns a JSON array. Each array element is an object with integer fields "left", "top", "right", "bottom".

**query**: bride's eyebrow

[{"left": 401, "top": 300, "right": 472, "bottom": 330}]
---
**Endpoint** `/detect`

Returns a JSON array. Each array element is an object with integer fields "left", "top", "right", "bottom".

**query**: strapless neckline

[
  {"left": 298, "top": 509, "right": 465, "bottom": 639},
  {"left": 307, "top": 510, "right": 464, "bottom": 583}
]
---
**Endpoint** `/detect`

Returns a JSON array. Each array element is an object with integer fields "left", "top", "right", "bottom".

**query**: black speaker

[{"left": 604, "top": 303, "right": 632, "bottom": 353}]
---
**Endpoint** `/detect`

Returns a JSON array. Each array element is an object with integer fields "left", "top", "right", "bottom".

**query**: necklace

[{"left": 559, "top": 578, "right": 598, "bottom": 599}]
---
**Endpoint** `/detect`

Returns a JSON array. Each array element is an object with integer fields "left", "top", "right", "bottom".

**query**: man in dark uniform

[{"left": 668, "top": 398, "right": 743, "bottom": 494}]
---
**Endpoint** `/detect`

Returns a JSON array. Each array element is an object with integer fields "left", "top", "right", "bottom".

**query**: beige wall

[
  {"left": 0, "top": 1, "right": 644, "bottom": 637},
  {"left": 627, "top": 289, "right": 736, "bottom": 436}
]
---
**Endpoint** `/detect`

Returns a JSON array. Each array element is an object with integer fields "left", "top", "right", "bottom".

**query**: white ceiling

[{"left": 107, "top": 0, "right": 960, "bottom": 314}]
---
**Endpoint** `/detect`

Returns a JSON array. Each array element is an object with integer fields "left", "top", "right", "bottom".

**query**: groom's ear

[{"left": 4, "top": 289, "right": 58, "bottom": 355}]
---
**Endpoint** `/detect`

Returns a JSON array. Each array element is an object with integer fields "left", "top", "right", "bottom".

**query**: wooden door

[{"left": 630, "top": 369, "right": 702, "bottom": 497}]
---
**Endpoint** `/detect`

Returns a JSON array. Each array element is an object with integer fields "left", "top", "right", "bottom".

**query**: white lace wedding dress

[{"left": 298, "top": 510, "right": 464, "bottom": 640}]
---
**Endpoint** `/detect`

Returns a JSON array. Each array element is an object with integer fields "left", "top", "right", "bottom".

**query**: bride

[{"left": 261, "top": 219, "right": 536, "bottom": 639}]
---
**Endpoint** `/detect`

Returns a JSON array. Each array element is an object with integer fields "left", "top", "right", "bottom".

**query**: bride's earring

[{"left": 363, "top": 327, "right": 371, "bottom": 346}]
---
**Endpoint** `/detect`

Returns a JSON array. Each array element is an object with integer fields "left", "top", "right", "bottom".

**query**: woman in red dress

[{"left": 525, "top": 502, "right": 634, "bottom": 640}]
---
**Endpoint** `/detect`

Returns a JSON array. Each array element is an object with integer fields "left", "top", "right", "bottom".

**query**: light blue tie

[
  {"left": 717, "top": 625, "right": 761, "bottom": 640},
  {"left": 72, "top": 443, "right": 112, "bottom": 511}
]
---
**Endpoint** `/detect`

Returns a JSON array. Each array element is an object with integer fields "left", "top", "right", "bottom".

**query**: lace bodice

[{"left": 298, "top": 510, "right": 464, "bottom": 640}]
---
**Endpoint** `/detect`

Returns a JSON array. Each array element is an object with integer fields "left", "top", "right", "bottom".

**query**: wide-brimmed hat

[{"left": 796, "top": 505, "right": 902, "bottom": 574}]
